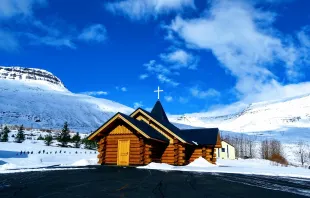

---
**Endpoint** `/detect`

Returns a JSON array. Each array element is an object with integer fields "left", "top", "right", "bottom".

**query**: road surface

[{"left": 0, "top": 166, "right": 309, "bottom": 197}]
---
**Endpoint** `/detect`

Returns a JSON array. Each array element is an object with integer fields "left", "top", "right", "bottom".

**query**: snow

[
  {"left": 186, "top": 157, "right": 217, "bottom": 167},
  {"left": 170, "top": 93, "right": 310, "bottom": 143},
  {"left": 0, "top": 134, "right": 98, "bottom": 173},
  {"left": 138, "top": 158, "right": 310, "bottom": 179},
  {"left": 71, "top": 159, "right": 97, "bottom": 166},
  {"left": 0, "top": 76, "right": 133, "bottom": 132}
]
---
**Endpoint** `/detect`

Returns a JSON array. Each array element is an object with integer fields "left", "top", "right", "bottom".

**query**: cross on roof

[{"left": 154, "top": 86, "right": 163, "bottom": 100}]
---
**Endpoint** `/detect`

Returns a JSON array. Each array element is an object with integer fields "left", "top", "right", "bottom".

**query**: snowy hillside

[
  {"left": 0, "top": 66, "right": 133, "bottom": 132},
  {"left": 170, "top": 94, "right": 310, "bottom": 142}
]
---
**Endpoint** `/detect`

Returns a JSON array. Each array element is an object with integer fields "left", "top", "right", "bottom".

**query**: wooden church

[{"left": 88, "top": 100, "right": 222, "bottom": 166}]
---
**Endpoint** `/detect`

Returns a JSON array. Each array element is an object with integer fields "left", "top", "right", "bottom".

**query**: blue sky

[{"left": 1, "top": 0, "right": 310, "bottom": 115}]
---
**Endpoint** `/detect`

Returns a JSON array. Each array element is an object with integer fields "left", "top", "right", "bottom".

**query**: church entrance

[{"left": 117, "top": 140, "right": 130, "bottom": 166}]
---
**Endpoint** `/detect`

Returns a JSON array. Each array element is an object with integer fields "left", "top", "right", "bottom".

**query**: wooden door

[{"left": 117, "top": 140, "right": 130, "bottom": 166}]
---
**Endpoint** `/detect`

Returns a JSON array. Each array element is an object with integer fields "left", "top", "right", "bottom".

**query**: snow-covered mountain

[
  {"left": 0, "top": 66, "right": 65, "bottom": 88},
  {"left": 170, "top": 95, "right": 310, "bottom": 142},
  {"left": 0, "top": 66, "right": 133, "bottom": 132}
]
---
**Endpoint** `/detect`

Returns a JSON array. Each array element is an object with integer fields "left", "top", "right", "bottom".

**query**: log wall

[
  {"left": 189, "top": 146, "right": 217, "bottom": 164},
  {"left": 161, "top": 139, "right": 187, "bottom": 165},
  {"left": 97, "top": 124, "right": 145, "bottom": 165}
]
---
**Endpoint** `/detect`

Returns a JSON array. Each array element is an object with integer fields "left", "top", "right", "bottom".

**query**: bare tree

[
  {"left": 261, "top": 139, "right": 283, "bottom": 160},
  {"left": 296, "top": 140, "right": 309, "bottom": 166}
]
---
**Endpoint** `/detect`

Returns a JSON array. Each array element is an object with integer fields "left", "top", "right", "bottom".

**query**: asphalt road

[{"left": 0, "top": 166, "right": 309, "bottom": 198}]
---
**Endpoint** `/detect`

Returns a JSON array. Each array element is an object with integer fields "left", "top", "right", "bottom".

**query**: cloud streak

[
  {"left": 190, "top": 86, "right": 220, "bottom": 99},
  {"left": 105, "top": 0, "right": 195, "bottom": 21},
  {"left": 78, "top": 24, "right": 107, "bottom": 43},
  {"left": 80, "top": 91, "right": 108, "bottom": 96}
]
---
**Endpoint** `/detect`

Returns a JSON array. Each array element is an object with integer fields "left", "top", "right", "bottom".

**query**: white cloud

[
  {"left": 0, "top": 0, "right": 46, "bottom": 19},
  {"left": 80, "top": 91, "right": 108, "bottom": 96},
  {"left": 143, "top": 59, "right": 181, "bottom": 86},
  {"left": 168, "top": 0, "right": 310, "bottom": 103},
  {"left": 160, "top": 49, "right": 198, "bottom": 69},
  {"left": 164, "top": 95, "right": 173, "bottom": 102},
  {"left": 116, "top": 86, "right": 127, "bottom": 92},
  {"left": 105, "top": 0, "right": 195, "bottom": 21},
  {"left": 190, "top": 86, "right": 220, "bottom": 99},
  {"left": 78, "top": 24, "right": 107, "bottom": 43},
  {"left": 179, "top": 96, "right": 188, "bottom": 104},
  {"left": 139, "top": 74, "right": 149, "bottom": 80},
  {"left": 133, "top": 101, "right": 143, "bottom": 108},
  {"left": 157, "top": 74, "right": 179, "bottom": 87},
  {"left": 25, "top": 33, "right": 76, "bottom": 49},
  {"left": 206, "top": 81, "right": 310, "bottom": 116},
  {"left": 143, "top": 60, "right": 171, "bottom": 75}
]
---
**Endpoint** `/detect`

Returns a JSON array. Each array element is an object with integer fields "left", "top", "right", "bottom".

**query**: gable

[
  {"left": 110, "top": 125, "right": 133, "bottom": 135},
  {"left": 130, "top": 108, "right": 186, "bottom": 144},
  {"left": 88, "top": 113, "right": 168, "bottom": 142},
  {"left": 135, "top": 113, "right": 174, "bottom": 143}
]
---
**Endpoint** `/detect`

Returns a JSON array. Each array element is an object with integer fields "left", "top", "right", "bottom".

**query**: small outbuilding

[
  {"left": 88, "top": 100, "right": 222, "bottom": 166},
  {"left": 215, "top": 140, "right": 236, "bottom": 160}
]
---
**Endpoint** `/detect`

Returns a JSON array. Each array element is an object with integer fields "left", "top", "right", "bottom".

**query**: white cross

[{"left": 154, "top": 86, "right": 163, "bottom": 100}]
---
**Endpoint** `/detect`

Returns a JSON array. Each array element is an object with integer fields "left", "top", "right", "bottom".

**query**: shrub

[
  {"left": 37, "top": 134, "right": 44, "bottom": 140},
  {"left": 269, "top": 153, "right": 288, "bottom": 166},
  {"left": 15, "top": 125, "right": 25, "bottom": 143},
  {"left": 44, "top": 134, "right": 53, "bottom": 146},
  {"left": 57, "top": 122, "right": 71, "bottom": 147},
  {"left": 1, "top": 126, "right": 10, "bottom": 142},
  {"left": 71, "top": 132, "right": 81, "bottom": 148},
  {"left": 82, "top": 138, "right": 97, "bottom": 150}
]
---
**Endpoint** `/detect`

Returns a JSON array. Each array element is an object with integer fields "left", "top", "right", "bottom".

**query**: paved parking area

[{"left": 0, "top": 166, "right": 309, "bottom": 198}]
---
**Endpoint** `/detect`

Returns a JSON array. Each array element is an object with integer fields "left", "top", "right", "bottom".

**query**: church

[{"left": 88, "top": 89, "right": 222, "bottom": 166}]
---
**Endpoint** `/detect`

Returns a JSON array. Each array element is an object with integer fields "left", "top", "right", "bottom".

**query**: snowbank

[
  {"left": 139, "top": 162, "right": 174, "bottom": 170},
  {"left": 71, "top": 159, "right": 97, "bottom": 166},
  {"left": 0, "top": 163, "right": 17, "bottom": 171},
  {"left": 186, "top": 157, "right": 217, "bottom": 167},
  {"left": 138, "top": 158, "right": 310, "bottom": 179}
]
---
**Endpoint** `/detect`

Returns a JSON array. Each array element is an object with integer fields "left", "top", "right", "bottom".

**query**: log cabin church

[{"left": 88, "top": 100, "right": 222, "bottom": 166}]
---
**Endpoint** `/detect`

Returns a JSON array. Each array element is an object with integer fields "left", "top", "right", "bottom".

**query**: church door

[{"left": 117, "top": 140, "right": 130, "bottom": 166}]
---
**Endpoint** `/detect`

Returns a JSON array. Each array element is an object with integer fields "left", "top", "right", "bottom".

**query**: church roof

[
  {"left": 138, "top": 101, "right": 220, "bottom": 146},
  {"left": 119, "top": 113, "right": 169, "bottom": 142},
  {"left": 177, "top": 128, "right": 220, "bottom": 146},
  {"left": 151, "top": 100, "right": 170, "bottom": 123},
  {"left": 139, "top": 108, "right": 181, "bottom": 134}
]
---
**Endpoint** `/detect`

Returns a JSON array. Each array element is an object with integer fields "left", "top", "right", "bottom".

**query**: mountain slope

[
  {"left": 0, "top": 67, "right": 133, "bottom": 132},
  {"left": 170, "top": 94, "right": 310, "bottom": 138}
]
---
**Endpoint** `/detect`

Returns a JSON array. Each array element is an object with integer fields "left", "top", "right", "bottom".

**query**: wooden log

[
  {"left": 162, "top": 157, "right": 177, "bottom": 161},
  {"left": 107, "top": 134, "right": 138, "bottom": 138},
  {"left": 129, "top": 159, "right": 143, "bottom": 163},
  {"left": 105, "top": 160, "right": 117, "bottom": 163},
  {"left": 105, "top": 154, "right": 117, "bottom": 158},
  {"left": 162, "top": 153, "right": 185, "bottom": 157}
]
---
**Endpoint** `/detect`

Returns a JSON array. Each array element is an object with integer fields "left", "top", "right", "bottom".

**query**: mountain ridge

[{"left": 0, "top": 66, "right": 133, "bottom": 132}]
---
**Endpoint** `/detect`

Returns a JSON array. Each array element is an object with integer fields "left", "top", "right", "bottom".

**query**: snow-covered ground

[
  {"left": 0, "top": 131, "right": 98, "bottom": 173},
  {"left": 138, "top": 157, "right": 310, "bottom": 179},
  {"left": 1, "top": 137, "right": 309, "bottom": 178}
]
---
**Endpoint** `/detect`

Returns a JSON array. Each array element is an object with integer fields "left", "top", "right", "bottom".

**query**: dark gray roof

[
  {"left": 151, "top": 100, "right": 170, "bottom": 123},
  {"left": 177, "top": 128, "right": 219, "bottom": 145},
  {"left": 139, "top": 108, "right": 181, "bottom": 134},
  {"left": 128, "top": 100, "right": 220, "bottom": 146},
  {"left": 119, "top": 113, "right": 169, "bottom": 142}
]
